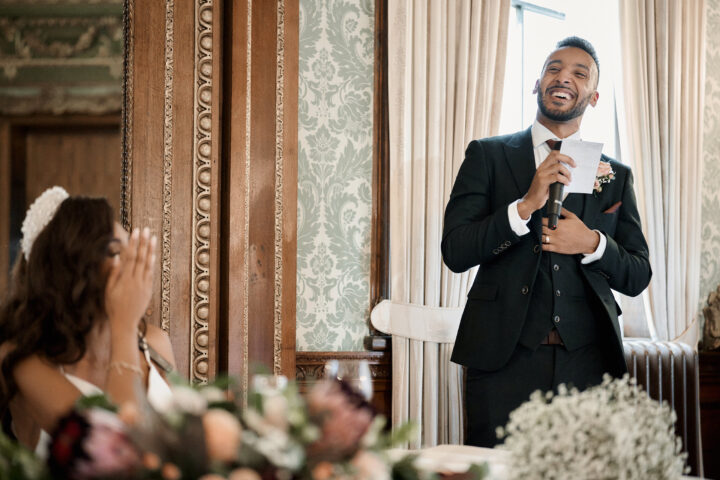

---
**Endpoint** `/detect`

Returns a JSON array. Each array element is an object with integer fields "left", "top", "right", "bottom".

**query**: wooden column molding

[
  {"left": 123, "top": 0, "right": 224, "bottom": 383},
  {"left": 123, "top": 0, "right": 298, "bottom": 387},
  {"left": 222, "top": 0, "right": 298, "bottom": 390}
]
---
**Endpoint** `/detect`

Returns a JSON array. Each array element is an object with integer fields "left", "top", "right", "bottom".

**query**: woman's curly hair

[{"left": 0, "top": 197, "right": 115, "bottom": 419}]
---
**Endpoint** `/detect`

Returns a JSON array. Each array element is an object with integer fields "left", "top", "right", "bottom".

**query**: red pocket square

[{"left": 603, "top": 201, "right": 622, "bottom": 214}]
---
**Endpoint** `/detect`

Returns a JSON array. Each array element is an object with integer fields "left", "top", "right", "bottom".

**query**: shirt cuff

[
  {"left": 508, "top": 199, "right": 531, "bottom": 236},
  {"left": 581, "top": 230, "right": 606, "bottom": 264}
]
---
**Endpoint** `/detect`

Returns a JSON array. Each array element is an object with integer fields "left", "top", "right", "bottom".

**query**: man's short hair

[{"left": 556, "top": 36, "right": 600, "bottom": 82}]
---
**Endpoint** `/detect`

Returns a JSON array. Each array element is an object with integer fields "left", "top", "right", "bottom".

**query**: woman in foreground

[{"left": 0, "top": 187, "right": 176, "bottom": 456}]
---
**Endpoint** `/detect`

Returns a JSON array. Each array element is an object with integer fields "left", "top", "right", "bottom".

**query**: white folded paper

[{"left": 559, "top": 139, "right": 604, "bottom": 194}]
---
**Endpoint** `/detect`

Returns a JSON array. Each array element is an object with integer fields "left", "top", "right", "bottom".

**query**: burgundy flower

[
  {"left": 48, "top": 408, "right": 141, "bottom": 479},
  {"left": 306, "top": 380, "right": 376, "bottom": 462},
  {"left": 48, "top": 412, "right": 91, "bottom": 473}
]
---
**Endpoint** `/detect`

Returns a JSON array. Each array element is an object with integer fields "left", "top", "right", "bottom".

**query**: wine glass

[
  {"left": 324, "top": 359, "right": 373, "bottom": 401},
  {"left": 252, "top": 374, "right": 288, "bottom": 395}
]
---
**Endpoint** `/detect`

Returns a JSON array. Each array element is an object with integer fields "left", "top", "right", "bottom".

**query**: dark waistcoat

[{"left": 518, "top": 194, "right": 601, "bottom": 350}]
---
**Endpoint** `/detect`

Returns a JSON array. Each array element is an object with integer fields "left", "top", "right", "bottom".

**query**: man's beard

[{"left": 537, "top": 89, "right": 593, "bottom": 122}]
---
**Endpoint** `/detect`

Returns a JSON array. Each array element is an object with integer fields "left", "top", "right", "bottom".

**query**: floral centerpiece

[
  {"left": 497, "top": 374, "right": 688, "bottom": 480},
  {"left": 0, "top": 375, "right": 487, "bottom": 480}
]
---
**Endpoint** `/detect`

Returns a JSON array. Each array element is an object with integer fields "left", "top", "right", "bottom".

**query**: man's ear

[
  {"left": 532, "top": 79, "right": 539, "bottom": 94},
  {"left": 589, "top": 91, "right": 599, "bottom": 107}
]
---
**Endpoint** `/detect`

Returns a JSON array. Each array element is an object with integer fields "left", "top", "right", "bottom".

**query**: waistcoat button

[
  {"left": 521, "top": 286, "right": 529, "bottom": 295},
  {"left": 554, "top": 315, "right": 561, "bottom": 323}
]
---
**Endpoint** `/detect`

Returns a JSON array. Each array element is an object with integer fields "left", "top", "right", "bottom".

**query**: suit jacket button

[
  {"left": 533, "top": 244, "right": 540, "bottom": 254},
  {"left": 493, "top": 249, "right": 499, "bottom": 255},
  {"left": 553, "top": 264, "right": 560, "bottom": 271},
  {"left": 521, "top": 286, "right": 529, "bottom": 295}
]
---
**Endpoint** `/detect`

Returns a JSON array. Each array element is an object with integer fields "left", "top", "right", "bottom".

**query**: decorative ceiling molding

[
  {"left": 0, "top": 17, "right": 122, "bottom": 61},
  {"left": 0, "top": 87, "right": 120, "bottom": 115},
  {"left": 0, "top": 0, "right": 121, "bottom": 5},
  {"left": 0, "top": 6, "right": 122, "bottom": 115}
]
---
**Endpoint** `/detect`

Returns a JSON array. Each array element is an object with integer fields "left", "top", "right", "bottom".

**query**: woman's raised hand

[{"left": 105, "top": 227, "right": 157, "bottom": 331}]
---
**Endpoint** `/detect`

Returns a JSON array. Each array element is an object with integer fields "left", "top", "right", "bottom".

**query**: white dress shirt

[{"left": 507, "top": 120, "right": 606, "bottom": 264}]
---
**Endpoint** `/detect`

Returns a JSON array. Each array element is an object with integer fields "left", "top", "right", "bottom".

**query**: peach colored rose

[
  {"left": 203, "top": 408, "right": 243, "bottom": 462},
  {"left": 311, "top": 461, "right": 335, "bottom": 480},
  {"left": 142, "top": 452, "right": 161, "bottom": 470},
  {"left": 351, "top": 451, "right": 390, "bottom": 480},
  {"left": 117, "top": 402, "right": 141, "bottom": 426},
  {"left": 596, "top": 161, "right": 612, "bottom": 177},
  {"left": 161, "top": 462, "right": 181, "bottom": 480},
  {"left": 228, "top": 468, "right": 263, "bottom": 480}
]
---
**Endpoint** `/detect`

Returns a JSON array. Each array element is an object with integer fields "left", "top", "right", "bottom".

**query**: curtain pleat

[
  {"left": 388, "top": 0, "right": 510, "bottom": 447},
  {"left": 619, "top": 0, "right": 706, "bottom": 344}
]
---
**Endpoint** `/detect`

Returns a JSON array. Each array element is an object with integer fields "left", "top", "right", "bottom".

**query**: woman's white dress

[{"left": 33, "top": 356, "right": 173, "bottom": 458}]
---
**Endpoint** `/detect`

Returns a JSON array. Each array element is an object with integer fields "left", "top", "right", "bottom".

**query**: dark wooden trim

[
  {"left": 207, "top": 0, "right": 225, "bottom": 382},
  {"left": 700, "top": 351, "right": 720, "bottom": 478},
  {"left": 369, "top": 0, "right": 389, "bottom": 311},
  {"left": 281, "top": 0, "right": 299, "bottom": 379},
  {"left": 367, "top": 0, "right": 389, "bottom": 347},
  {"left": 0, "top": 122, "right": 10, "bottom": 293}
]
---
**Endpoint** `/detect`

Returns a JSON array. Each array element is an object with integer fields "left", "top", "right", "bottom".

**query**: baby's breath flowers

[{"left": 498, "top": 375, "right": 688, "bottom": 480}]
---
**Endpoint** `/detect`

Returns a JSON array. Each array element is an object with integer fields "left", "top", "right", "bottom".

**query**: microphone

[{"left": 546, "top": 140, "right": 563, "bottom": 230}]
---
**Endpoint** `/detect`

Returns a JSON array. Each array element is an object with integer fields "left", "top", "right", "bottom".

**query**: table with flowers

[{"left": 0, "top": 374, "right": 696, "bottom": 479}]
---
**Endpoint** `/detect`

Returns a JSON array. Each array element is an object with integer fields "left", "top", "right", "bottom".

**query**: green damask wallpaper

[
  {"left": 296, "top": 0, "right": 375, "bottom": 351},
  {"left": 701, "top": 0, "right": 720, "bottom": 328}
]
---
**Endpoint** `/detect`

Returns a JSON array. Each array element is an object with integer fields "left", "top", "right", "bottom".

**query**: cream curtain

[
  {"left": 385, "top": 0, "right": 509, "bottom": 447},
  {"left": 618, "top": 0, "right": 706, "bottom": 345}
]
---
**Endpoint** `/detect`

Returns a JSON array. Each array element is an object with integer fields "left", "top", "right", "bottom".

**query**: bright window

[
  {"left": 499, "top": 0, "right": 622, "bottom": 159},
  {"left": 498, "top": 0, "right": 651, "bottom": 338}
]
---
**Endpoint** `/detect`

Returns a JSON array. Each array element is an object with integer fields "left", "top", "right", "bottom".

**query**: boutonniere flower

[{"left": 594, "top": 161, "right": 615, "bottom": 195}]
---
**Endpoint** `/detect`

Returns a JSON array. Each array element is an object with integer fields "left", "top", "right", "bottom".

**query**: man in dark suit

[{"left": 441, "top": 37, "right": 651, "bottom": 447}]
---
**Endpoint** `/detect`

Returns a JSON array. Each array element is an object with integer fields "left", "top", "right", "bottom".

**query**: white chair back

[{"left": 370, "top": 299, "right": 465, "bottom": 448}]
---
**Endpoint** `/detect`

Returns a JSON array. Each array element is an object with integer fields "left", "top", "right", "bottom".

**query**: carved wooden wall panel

[
  {"left": 124, "top": 0, "right": 297, "bottom": 386},
  {"left": 124, "top": 0, "right": 220, "bottom": 382},
  {"left": 223, "top": 0, "right": 298, "bottom": 388}
]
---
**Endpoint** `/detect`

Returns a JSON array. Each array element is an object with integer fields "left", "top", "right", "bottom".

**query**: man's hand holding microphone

[{"left": 517, "top": 146, "right": 600, "bottom": 255}]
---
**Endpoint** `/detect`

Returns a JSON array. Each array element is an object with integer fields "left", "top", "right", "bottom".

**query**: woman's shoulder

[{"left": 144, "top": 324, "right": 177, "bottom": 371}]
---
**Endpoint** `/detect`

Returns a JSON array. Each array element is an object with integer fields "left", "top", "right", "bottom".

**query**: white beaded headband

[{"left": 21, "top": 186, "right": 69, "bottom": 260}]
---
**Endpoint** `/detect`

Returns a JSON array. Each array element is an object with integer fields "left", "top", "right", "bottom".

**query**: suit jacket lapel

[
  {"left": 580, "top": 191, "right": 598, "bottom": 224},
  {"left": 503, "top": 127, "right": 534, "bottom": 197},
  {"left": 503, "top": 128, "right": 542, "bottom": 239}
]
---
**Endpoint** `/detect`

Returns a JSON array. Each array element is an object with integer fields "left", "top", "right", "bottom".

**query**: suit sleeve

[
  {"left": 441, "top": 140, "right": 526, "bottom": 273},
  {"left": 582, "top": 168, "right": 652, "bottom": 296}
]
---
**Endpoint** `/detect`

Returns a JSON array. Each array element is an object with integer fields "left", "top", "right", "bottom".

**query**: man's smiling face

[{"left": 534, "top": 46, "right": 599, "bottom": 123}]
